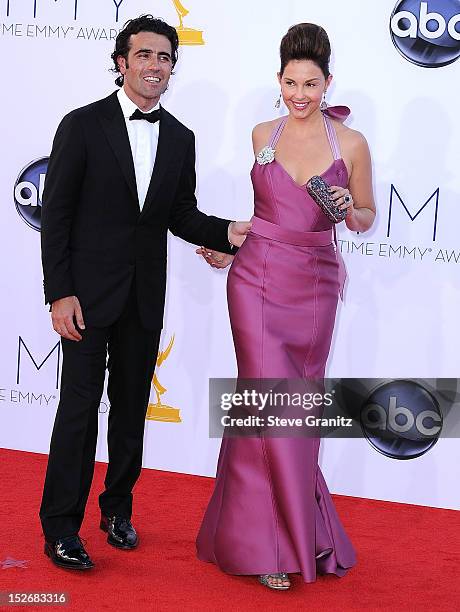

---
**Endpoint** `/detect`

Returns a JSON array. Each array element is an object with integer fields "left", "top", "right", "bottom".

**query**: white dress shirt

[{"left": 117, "top": 87, "right": 160, "bottom": 211}]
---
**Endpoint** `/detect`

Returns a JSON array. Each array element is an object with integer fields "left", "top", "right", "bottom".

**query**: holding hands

[{"left": 197, "top": 220, "right": 252, "bottom": 269}]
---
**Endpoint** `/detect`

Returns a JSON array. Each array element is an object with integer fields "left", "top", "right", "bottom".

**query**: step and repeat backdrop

[{"left": 1, "top": 0, "right": 459, "bottom": 509}]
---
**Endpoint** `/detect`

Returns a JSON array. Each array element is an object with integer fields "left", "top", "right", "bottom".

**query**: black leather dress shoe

[
  {"left": 100, "top": 515, "right": 138, "bottom": 549},
  {"left": 44, "top": 535, "right": 94, "bottom": 570}
]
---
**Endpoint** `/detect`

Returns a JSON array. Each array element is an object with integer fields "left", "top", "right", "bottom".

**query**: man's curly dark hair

[{"left": 111, "top": 15, "right": 179, "bottom": 86}]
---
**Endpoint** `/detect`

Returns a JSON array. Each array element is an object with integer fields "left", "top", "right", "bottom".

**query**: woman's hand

[
  {"left": 329, "top": 186, "right": 355, "bottom": 217},
  {"left": 196, "top": 247, "right": 234, "bottom": 269}
]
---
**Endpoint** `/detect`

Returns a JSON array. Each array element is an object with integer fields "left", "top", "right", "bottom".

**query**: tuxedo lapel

[
  {"left": 140, "top": 107, "right": 178, "bottom": 217},
  {"left": 97, "top": 92, "right": 139, "bottom": 207}
]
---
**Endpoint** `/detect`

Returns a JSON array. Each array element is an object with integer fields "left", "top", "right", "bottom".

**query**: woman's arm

[{"left": 343, "top": 132, "right": 376, "bottom": 232}]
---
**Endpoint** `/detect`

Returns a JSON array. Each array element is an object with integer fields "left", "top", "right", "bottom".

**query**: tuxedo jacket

[{"left": 41, "top": 91, "right": 232, "bottom": 330}]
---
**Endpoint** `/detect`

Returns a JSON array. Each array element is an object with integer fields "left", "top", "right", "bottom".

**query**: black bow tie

[{"left": 129, "top": 108, "right": 161, "bottom": 124}]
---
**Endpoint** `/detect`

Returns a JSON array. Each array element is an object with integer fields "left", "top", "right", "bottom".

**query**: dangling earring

[
  {"left": 275, "top": 93, "right": 281, "bottom": 109},
  {"left": 320, "top": 91, "right": 328, "bottom": 111}
]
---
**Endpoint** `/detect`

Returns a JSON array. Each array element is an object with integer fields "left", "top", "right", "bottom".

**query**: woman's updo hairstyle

[{"left": 280, "top": 23, "right": 331, "bottom": 79}]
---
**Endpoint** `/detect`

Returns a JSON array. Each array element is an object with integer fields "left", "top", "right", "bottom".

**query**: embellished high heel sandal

[{"left": 258, "top": 572, "right": 291, "bottom": 590}]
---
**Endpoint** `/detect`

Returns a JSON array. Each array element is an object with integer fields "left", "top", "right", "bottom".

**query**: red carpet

[{"left": 0, "top": 448, "right": 459, "bottom": 611}]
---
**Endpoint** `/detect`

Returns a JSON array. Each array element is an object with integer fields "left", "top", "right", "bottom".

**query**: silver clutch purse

[{"left": 306, "top": 175, "right": 347, "bottom": 224}]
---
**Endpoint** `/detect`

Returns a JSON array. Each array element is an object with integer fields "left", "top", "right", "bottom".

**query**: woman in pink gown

[{"left": 196, "top": 23, "right": 375, "bottom": 590}]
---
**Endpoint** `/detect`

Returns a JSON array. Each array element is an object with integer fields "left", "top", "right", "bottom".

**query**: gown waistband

[
  {"left": 249, "top": 215, "right": 347, "bottom": 301},
  {"left": 250, "top": 216, "right": 333, "bottom": 247}
]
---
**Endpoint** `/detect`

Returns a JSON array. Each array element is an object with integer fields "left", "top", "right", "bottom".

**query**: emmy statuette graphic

[
  {"left": 172, "top": 0, "right": 204, "bottom": 45},
  {"left": 146, "top": 335, "right": 182, "bottom": 422}
]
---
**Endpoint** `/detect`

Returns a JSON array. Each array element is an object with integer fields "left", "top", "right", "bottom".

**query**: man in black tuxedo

[{"left": 39, "top": 15, "right": 249, "bottom": 570}]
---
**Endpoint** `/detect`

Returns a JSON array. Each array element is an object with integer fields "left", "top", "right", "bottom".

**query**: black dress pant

[{"left": 39, "top": 282, "right": 160, "bottom": 541}]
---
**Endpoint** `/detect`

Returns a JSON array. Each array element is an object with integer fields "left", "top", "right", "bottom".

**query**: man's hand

[
  {"left": 196, "top": 247, "right": 234, "bottom": 269},
  {"left": 51, "top": 296, "right": 85, "bottom": 341},
  {"left": 228, "top": 221, "right": 252, "bottom": 248}
]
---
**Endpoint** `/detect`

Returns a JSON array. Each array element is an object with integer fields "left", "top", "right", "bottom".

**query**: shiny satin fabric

[{"left": 197, "top": 110, "right": 356, "bottom": 582}]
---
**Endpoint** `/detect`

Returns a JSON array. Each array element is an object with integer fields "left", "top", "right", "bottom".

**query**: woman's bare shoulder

[
  {"left": 334, "top": 121, "right": 368, "bottom": 145},
  {"left": 252, "top": 118, "right": 280, "bottom": 135},
  {"left": 252, "top": 118, "right": 281, "bottom": 153}
]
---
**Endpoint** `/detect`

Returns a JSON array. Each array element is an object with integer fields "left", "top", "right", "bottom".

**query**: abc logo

[
  {"left": 14, "top": 157, "right": 49, "bottom": 231},
  {"left": 390, "top": 0, "right": 460, "bottom": 67},
  {"left": 360, "top": 380, "right": 442, "bottom": 459}
]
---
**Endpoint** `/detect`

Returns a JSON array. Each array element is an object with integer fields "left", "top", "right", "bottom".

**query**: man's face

[{"left": 118, "top": 32, "right": 173, "bottom": 110}]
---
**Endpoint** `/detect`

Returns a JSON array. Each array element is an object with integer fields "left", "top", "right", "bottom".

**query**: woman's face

[{"left": 278, "top": 59, "right": 332, "bottom": 119}]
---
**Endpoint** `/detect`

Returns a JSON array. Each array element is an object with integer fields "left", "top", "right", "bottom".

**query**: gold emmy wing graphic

[
  {"left": 146, "top": 334, "right": 182, "bottom": 423},
  {"left": 171, "top": 0, "right": 204, "bottom": 45}
]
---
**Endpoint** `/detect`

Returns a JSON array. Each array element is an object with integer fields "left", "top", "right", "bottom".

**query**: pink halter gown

[{"left": 196, "top": 109, "right": 356, "bottom": 583}]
